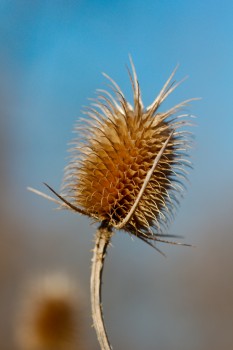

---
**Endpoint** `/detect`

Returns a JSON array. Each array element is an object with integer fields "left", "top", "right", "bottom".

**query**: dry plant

[
  {"left": 29, "top": 57, "right": 196, "bottom": 349},
  {"left": 15, "top": 273, "right": 85, "bottom": 350}
]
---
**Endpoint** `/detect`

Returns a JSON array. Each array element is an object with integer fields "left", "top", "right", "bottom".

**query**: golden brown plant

[
  {"left": 15, "top": 273, "right": 84, "bottom": 350},
  {"left": 61, "top": 60, "right": 193, "bottom": 243},
  {"left": 29, "top": 58, "right": 195, "bottom": 349}
]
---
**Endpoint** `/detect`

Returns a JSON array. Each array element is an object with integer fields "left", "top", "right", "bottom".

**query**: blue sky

[{"left": 0, "top": 0, "right": 232, "bottom": 234}]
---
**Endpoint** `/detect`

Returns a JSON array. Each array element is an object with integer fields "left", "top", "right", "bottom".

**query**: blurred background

[{"left": 0, "top": 1, "right": 233, "bottom": 349}]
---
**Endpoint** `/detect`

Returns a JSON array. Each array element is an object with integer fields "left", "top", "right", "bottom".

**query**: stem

[{"left": 91, "top": 224, "right": 113, "bottom": 350}]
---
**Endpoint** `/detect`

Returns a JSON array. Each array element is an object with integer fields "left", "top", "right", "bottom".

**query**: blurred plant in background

[{"left": 15, "top": 273, "right": 86, "bottom": 350}]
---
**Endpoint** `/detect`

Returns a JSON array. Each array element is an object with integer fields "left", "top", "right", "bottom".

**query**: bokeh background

[{"left": 1, "top": 1, "right": 233, "bottom": 349}]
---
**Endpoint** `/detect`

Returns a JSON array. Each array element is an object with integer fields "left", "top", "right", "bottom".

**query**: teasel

[
  {"left": 15, "top": 273, "right": 85, "bottom": 350},
  {"left": 28, "top": 57, "right": 196, "bottom": 350}
]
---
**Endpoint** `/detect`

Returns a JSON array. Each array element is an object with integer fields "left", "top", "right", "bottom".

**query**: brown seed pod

[
  {"left": 62, "top": 58, "right": 193, "bottom": 242},
  {"left": 27, "top": 58, "right": 196, "bottom": 350},
  {"left": 15, "top": 273, "right": 85, "bottom": 350}
]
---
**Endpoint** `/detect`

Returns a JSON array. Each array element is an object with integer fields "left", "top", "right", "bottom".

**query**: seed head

[
  {"left": 62, "top": 58, "right": 193, "bottom": 242},
  {"left": 16, "top": 273, "right": 83, "bottom": 350}
]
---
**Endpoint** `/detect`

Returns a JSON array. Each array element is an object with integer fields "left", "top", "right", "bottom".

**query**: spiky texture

[{"left": 62, "top": 59, "right": 193, "bottom": 241}]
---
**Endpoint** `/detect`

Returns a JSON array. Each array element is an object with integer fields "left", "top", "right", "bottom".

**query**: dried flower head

[
  {"left": 15, "top": 273, "right": 84, "bottom": 350},
  {"left": 62, "top": 58, "right": 193, "bottom": 244},
  {"left": 28, "top": 58, "right": 197, "bottom": 350}
]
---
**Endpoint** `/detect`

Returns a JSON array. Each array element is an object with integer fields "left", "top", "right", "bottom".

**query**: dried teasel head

[
  {"left": 61, "top": 58, "right": 194, "bottom": 244},
  {"left": 15, "top": 273, "right": 84, "bottom": 350}
]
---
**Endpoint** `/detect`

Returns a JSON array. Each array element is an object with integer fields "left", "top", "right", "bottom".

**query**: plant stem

[{"left": 91, "top": 223, "right": 112, "bottom": 349}]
